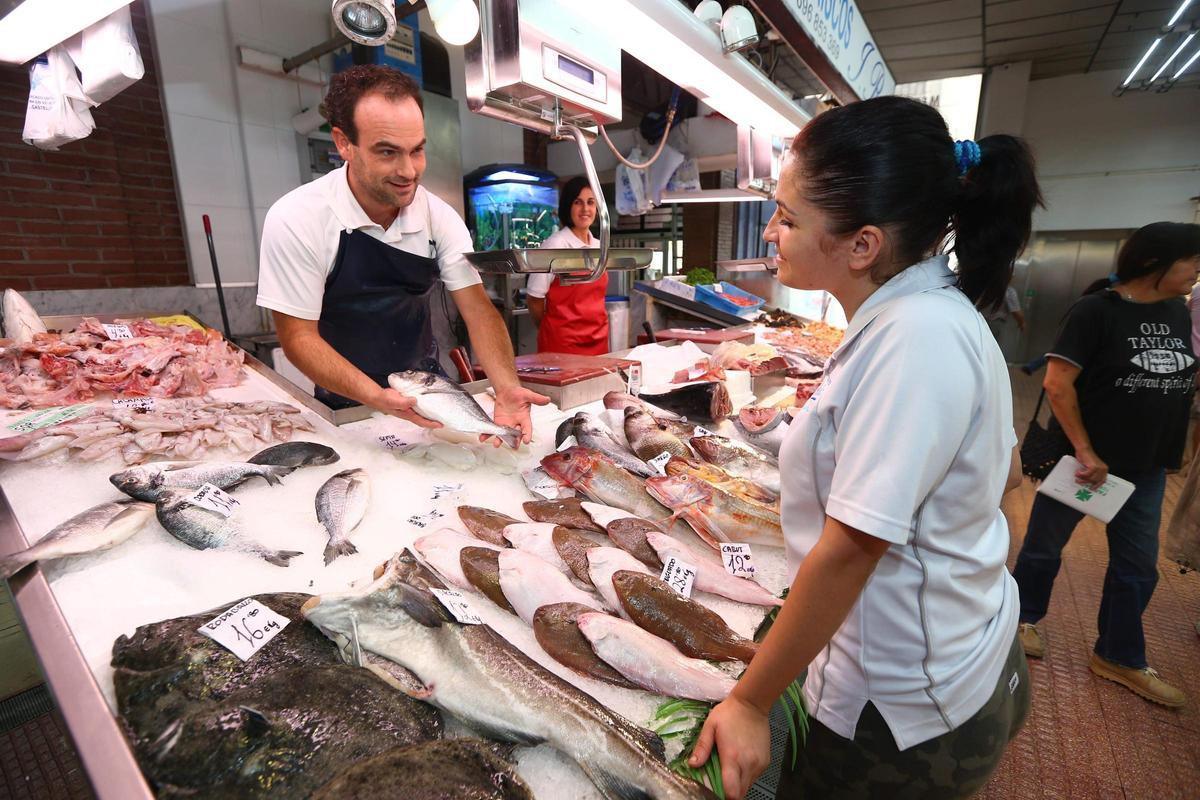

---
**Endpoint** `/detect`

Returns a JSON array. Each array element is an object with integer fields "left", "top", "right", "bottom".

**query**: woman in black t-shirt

[{"left": 1014, "top": 222, "right": 1200, "bottom": 708}]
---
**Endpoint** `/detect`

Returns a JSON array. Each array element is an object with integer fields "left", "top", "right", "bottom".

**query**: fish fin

[
  {"left": 262, "top": 465, "right": 297, "bottom": 486},
  {"left": 577, "top": 763, "right": 654, "bottom": 800},
  {"left": 466, "top": 720, "right": 545, "bottom": 747},
  {"left": 263, "top": 549, "right": 304, "bottom": 567},
  {"left": 499, "top": 426, "right": 522, "bottom": 450},
  {"left": 0, "top": 553, "right": 33, "bottom": 581},
  {"left": 323, "top": 539, "right": 358, "bottom": 565},
  {"left": 635, "top": 726, "right": 668, "bottom": 761}
]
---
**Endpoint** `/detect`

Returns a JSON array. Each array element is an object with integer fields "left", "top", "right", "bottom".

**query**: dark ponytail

[
  {"left": 1081, "top": 221, "right": 1200, "bottom": 295},
  {"left": 791, "top": 96, "right": 1043, "bottom": 311}
]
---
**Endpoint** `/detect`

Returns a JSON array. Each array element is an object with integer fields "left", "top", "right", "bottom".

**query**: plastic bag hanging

[
  {"left": 615, "top": 146, "right": 653, "bottom": 217},
  {"left": 22, "top": 45, "right": 95, "bottom": 151},
  {"left": 66, "top": 5, "right": 145, "bottom": 105}
]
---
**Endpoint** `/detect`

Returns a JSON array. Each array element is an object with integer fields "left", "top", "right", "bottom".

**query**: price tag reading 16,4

[
  {"left": 198, "top": 598, "right": 289, "bottom": 661},
  {"left": 720, "top": 543, "right": 755, "bottom": 577},
  {"left": 660, "top": 556, "right": 697, "bottom": 598}
]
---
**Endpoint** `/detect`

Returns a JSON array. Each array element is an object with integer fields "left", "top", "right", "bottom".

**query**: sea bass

[
  {"left": 586, "top": 547, "right": 651, "bottom": 615},
  {"left": 612, "top": 570, "right": 759, "bottom": 663},
  {"left": 302, "top": 552, "right": 715, "bottom": 800},
  {"left": 413, "top": 529, "right": 500, "bottom": 590},
  {"left": 623, "top": 406, "right": 692, "bottom": 462},
  {"left": 0, "top": 500, "right": 155, "bottom": 579},
  {"left": 576, "top": 613, "right": 736, "bottom": 702},
  {"left": 316, "top": 468, "right": 371, "bottom": 564},
  {"left": 532, "top": 602, "right": 640, "bottom": 691},
  {"left": 2, "top": 288, "right": 47, "bottom": 343},
  {"left": 388, "top": 370, "right": 521, "bottom": 449},
  {"left": 249, "top": 441, "right": 340, "bottom": 467},
  {"left": 523, "top": 497, "right": 605, "bottom": 533},
  {"left": 497, "top": 548, "right": 605, "bottom": 624},
  {"left": 690, "top": 434, "right": 781, "bottom": 494},
  {"left": 154, "top": 488, "right": 303, "bottom": 566},
  {"left": 457, "top": 506, "right": 520, "bottom": 545},
  {"left": 571, "top": 411, "right": 656, "bottom": 478},
  {"left": 665, "top": 455, "right": 778, "bottom": 506},
  {"left": 110, "top": 460, "right": 296, "bottom": 502},
  {"left": 645, "top": 532, "right": 781, "bottom": 607},
  {"left": 646, "top": 473, "right": 784, "bottom": 549}
]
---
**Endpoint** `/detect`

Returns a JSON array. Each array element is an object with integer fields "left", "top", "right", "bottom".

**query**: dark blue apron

[{"left": 315, "top": 225, "right": 445, "bottom": 409}]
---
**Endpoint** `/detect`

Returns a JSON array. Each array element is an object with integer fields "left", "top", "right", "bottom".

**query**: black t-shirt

[{"left": 1048, "top": 290, "right": 1196, "bottom": 475}]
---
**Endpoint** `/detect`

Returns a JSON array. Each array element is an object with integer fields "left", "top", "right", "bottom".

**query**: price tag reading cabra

[
  {"left": 198, "top": 598, "right": 289, "bottom": 661},
  {"left": 101, "top": 323, "right": 134, "bottom": 340},
  {"left": 648, "top": 451, "right": 673, "bottom": 476},
  {"left": 720, "top": 543, "right": 755, "bottom": 577},
  {"left": 430, "top": 588, "right": 483, "bottom": 624},
  {"left": 186, "top": 483, "right": 241, "bottom": 517},
  {"left": 660, "top": 556, "right": 697, "bottom": 598}
]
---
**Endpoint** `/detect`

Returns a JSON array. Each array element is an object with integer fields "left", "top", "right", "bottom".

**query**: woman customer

[
  {"left": 1014, "top": 222, "right": 1200, "bottom": 708},
  {"left": 687, "top": 95, "right": 1040, "bottom": 799},
  {"left": 526, "top": 177, "right": 609, "bottom": 355}
]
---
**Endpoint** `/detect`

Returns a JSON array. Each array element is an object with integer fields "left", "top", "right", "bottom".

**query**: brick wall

[{"left": 0, "top": 1, "right": 189, "bottom": 291}]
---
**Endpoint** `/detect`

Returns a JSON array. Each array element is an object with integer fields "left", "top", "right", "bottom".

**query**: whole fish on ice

[
  {"left": 665, "top": 455, "right": 778, "bottom": 506},
  {"left": 154, "top": 488, "right": 303, "bottom": 566},
  {"left": 301, "top": 551, "right": 716, "bottom": 800},
  {"left": 690, "top": 434, "right": 781, "bottom": 495},
  {"left": 413, "top": 529, "right": 500, "bottom": 590},
  {"left": 387, "top": 370, "right": 521, "bottom": 449},
  {"left": 523, "top": 497, "right": 605, "bottom": 533},
  {"left": 533, "top": 602, "right": 640, "bottom": 690},
  {"left": 646, "top": 532, "right": 781, "bottom": 607},
  {"left": 316, "top": 467, "right": 370, "bottom": 564},
  {"left": 249, "top": 441, "right": 340, "bottom": 467},
  {"left": 110, "top": 460, "right": 295, "bottom": 502},
  {"left": 571, "top": 411, "right": 655, "bottom": 478},
  {"left": 0, "top": 500, "right": 155, "bottom": 579},
  {"left": 457, "top": 506, "right": 519, "bottom": 546},
  {"left": 497, "top": 548, "right": 604, "bottom": 624},
  {"left": 586, "top": 546, "right": 651, "bottom": 615},
  {"left": 540, "top": 447, "right": 671, "bottom": 523},
  {"left": 646, "top": 473, "right": 784, "bottom": 549},
  {"left": 624, "top": 406, "right": 692, "bottom": 462}
]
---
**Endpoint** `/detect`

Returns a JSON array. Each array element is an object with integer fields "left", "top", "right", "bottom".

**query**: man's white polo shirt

[
  {"left": 256, "top": 165, "right": 481, "bottom": 321},
  {"left": 779, "top": 255, "right": 1020, "bottom": 750}
]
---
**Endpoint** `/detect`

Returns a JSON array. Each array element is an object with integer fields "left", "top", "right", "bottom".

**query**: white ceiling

[{"left": 856, "top": 0, "right": 1200, "bottom": 83}]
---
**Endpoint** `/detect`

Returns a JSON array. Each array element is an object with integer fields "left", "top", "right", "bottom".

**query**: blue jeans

[{"left": 1012, "top": 469, "right": 1165, "bottom": 668}]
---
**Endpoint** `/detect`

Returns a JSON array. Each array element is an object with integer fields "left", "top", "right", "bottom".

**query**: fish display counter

[{"left": 0, "top": 303, "right": 804, "bottom": 799}]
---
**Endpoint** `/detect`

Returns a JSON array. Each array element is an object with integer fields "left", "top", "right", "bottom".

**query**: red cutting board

[
  {"left": 514, "top": 353, "right": 639, "bottom": 386},
  {"left": 653, "top": 327, "right": 756, "bottom": 345}
]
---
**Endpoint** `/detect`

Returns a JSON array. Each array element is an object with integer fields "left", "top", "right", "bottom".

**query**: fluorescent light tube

[
  {"left": 1151, "top": 32, "right": 1197, "bottom": 81},
  {"left": 1123, "top": 37, "right": 1162, "bottom": 86},
  {"left": 1168, "top": 0, "right": 1193, "bottom": 27},
  {"left": 1173, "top": 41, "right": 1200, "bottom": 79}
]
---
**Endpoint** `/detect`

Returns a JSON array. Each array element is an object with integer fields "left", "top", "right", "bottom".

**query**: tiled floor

[
  {"left": 980, "top": 368, "right": 1200, "bottom": 800},
  {"left": 0, "top": 711, "right": 91, "bottom": 800}
]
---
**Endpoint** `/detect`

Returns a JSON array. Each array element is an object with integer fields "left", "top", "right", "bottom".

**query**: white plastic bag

[
  {"left": 666, "top": 157, "right": 702, "bottom": 192},
  {"left": 67, "top": 5, "right": 144, "bottom": 105},
  {"left": 615, "top": 147, "right": 653, "bottom": 217},
  {"left": 647, "top": 142, "right": 684, "bottom": 205},
  {"left": 22, "top": 46, "right": 95, "bottom": 151}
]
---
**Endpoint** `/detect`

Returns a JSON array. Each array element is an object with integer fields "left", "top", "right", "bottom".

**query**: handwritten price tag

[
  {"left": 693, "top": 425, "right": 717, "bottom": 438},
  {"left": 186, "top": 483, "right": 241, "bottom": 517},
  {"left": 648, "top": 451, "right": 673, "bottom": 476},
  {"left": 113, "top": 397, "right": 156, "bottom": 411},
  {"left": 101, "top": 323, "right": 134, "bottom": 340},
  {"left": 5, "top": 403, "right": 94, "bottom": 434},
  {"left": 627, "top": 364, "right": 642, "bottom": 396},
  {"left": 522, "top": 466, "right": 571, "bottom": 500},
  {"left": 720, "top": 543, "right": 756, "bottom": 577},
  {"left": 198, "top": 598, "right": 289, "bottom": 660},
  {"left": 406, "top": 509, "right": 446, "bottom": 529},
  {"left": 378, "top": 434, "right": 413, "bottom": 451},
  {"left": 431, "top": 482, "right": 463, "bottom": 500},
  {"left": 660, "top": 556, "right": 697, "bottom": 598},
  {"left": 430, "top": 588, "right": 483, "bottom": 624}
]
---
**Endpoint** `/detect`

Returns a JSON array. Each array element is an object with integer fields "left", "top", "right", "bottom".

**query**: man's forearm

[
  {"left": 528, "top": 296, "right": 545, "bottom": 326},
  {"left": 278, "top": 324, "right": 380, "bottom": 405},
  {"left": 465, "top": 303, "right": 521, "bottom": 392}
]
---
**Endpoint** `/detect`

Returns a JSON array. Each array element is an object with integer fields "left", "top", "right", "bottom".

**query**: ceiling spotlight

[
  {"left": 332, "top": 0, "right": 396, "bottom": 46},
  {"left": 693, "top": 1, "right": 722, "bottom": 29},
  {"left": 720, "top": 5, "right": 759, "bottom": 54},
  {"left": 425, "top": 0, "right": 481, "bottom": 46}
]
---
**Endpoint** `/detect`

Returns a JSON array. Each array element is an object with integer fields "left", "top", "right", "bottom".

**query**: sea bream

[
  {"left": 623, "top": 406, "right": 692, "bottom": 462},
  {"left": 646, "top": 473, "right": 784, "bottom": 549},
  {"left": 387, "top": 370, "right": 521, "bottom": 449},
  {"left": 570, "top": 411, "right": 656, "bottom": 478},
  {"left": 0, "top": 500, "right": 155, "bottom": 579},
  {"left": 316, "top": 467, "right": 371, "bottom": 564},
  {"left": 110, "top": 460, "right": 296, "bottom": 502},
  {"left": 248, "top": 441, "right": 340, "bottom": 467},
  {"left": 301, "top": 552, "right": 716, "bottom": 800},
  {"left": 154, "top": 488, "right": 303, "bottom": 566}
]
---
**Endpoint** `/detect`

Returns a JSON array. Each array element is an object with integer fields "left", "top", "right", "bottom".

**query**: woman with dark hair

[
  {"left": 1013, "top": 221, "right": 1200, "bottom": 708},
  {"left": 686, "top": 96, "right": 1041, "bottom": 799},
  {"left": 526, "top": 177, "right": 609, "bottom": 355}
]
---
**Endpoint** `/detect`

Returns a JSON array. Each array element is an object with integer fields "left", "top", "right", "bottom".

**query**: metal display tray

[{"left": 465, "top": 247, "right": 654, "bottom": 274}]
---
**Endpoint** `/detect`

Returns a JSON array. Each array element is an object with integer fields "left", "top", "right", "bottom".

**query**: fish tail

[
  {"left": 264, "top": 548, "right": 304, "bottom": 567},
  {"left": 0, "top": 552, "right": 33, "bottom": 581},
  {"left": 499, "top": 426, "right": 522, "bottom": 450},
  {"left": 323, "top": 539, "right": 358, "bottom": 565},
  {"left": 262, "top": 465, "right": 297, "bottom": 486}
]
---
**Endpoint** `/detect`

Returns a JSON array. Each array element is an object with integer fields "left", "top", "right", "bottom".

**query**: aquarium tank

[{"left": 464, "top": 164, "right": 559, "bottom": 251}]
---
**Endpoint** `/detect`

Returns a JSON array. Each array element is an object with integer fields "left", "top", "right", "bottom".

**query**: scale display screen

[{"left": 557, "top": 54, "right": 595, "bottom": 85}]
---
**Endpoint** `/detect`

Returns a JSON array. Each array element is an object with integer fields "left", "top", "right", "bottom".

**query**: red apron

[{"left": 537, "top": 271, "right": 610, "bottom": 355}]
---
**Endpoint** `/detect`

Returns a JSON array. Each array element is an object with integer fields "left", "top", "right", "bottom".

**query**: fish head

[
  {"left": 602, "top": 391, "right": 639, "bottom": 412},
  {"left": 386, "top": 370, "right": 439, "bottom": 396},
  {"left": 689, "top": 436, "right": 728, "bottom": 464},
  {"left": 539, "top": 446, "right": 598, "bottom": 488},
  {"left": 645, "top": 473, "right": 713, "bottom": 511},
  {"left": 109, "top": 467, "right": 155, "bottom": 498}
]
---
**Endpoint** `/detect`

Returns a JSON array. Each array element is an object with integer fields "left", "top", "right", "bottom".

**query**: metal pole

[
  {"left": 282, "top": 32, "right": 351, "bottom": 73},
  {"left": 202, "top": 214, "right": 234, "bottom": 340}
]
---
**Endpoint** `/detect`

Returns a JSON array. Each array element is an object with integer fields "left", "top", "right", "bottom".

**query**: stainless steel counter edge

[{"left": 0, "top": 487, "right": 153, "bottom": 800}]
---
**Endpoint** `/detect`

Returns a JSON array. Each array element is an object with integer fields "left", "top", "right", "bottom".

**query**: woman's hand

[
  {"left": 1075, "top": 446, "right": 1108, "bottom": 489},
  {"left": 686, "top": 695, "right": 772, "bottom": 800},
  {"left": 487, "top": 385, "right": 551, "bottom": 446}
]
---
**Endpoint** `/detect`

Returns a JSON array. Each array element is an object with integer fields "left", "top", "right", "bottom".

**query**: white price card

[
  {"left": 660, "top": 556, "right": 697, "bottom": 598},
  {"left": 693, "top": 425, "right": 717, "bottom": 438},
  {"left": 720, "top": 543, "right": 756, "bottom": 577},
  {"left": 101, "top": 323, "right": 134, "bottom": 340},
  {"left": 522, "top": 466, "right": 571, "bottom": 500},
  {"left": 186, "top": 483, "right": 241, "bottom": 517},
  {"left": 198, "top": 598, "right": 289, "bottom": 661},
  {"left": 4, "top": 403, "right": 94, "bottom": 434},
  {"left": 648, "top": 450, "right": 673, "bottom": 476},
  {"left": 112, "top": 397, "right": 156, "bottom": 411},
  {"left": 557, "top": 434, "right": 578, "bottom": 452},
  {"left": 378, "top": 434, "right": 411, "bottom": 451},
  {"left": 627, "top": 364, "right": 642, "bottom": 396},
  {"left": 430, "top": 588, "right": 483, "bottom": 624}
]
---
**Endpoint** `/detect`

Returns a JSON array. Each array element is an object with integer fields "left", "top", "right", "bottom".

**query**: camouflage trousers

[{"left": 777, "top": 635, "right": 1030, "bottom": 799}]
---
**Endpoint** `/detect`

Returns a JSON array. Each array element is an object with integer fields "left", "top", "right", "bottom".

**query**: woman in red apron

[{"left": 527, "top": 177, "right": 609, "bottom": 355}]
